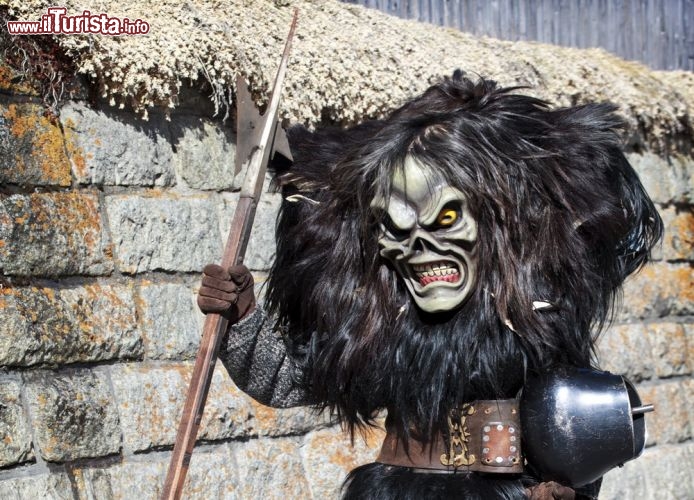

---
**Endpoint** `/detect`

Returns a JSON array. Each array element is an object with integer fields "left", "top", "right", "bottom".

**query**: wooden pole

[{"left": 161, "top": 11, "right": 298, "bottom": 499}]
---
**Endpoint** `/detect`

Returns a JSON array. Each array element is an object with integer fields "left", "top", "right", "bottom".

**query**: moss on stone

[{"left": 6, "top": 0, "right": 691, "bottom": 151}]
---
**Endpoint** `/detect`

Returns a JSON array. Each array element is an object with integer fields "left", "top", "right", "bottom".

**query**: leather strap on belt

[{"left": 376, "top": 399, "right": 523, "bottom": 474}]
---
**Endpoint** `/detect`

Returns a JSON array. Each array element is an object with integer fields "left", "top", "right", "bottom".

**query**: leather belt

[{"left": 376, "top": 399, "right": 524, "bottom": 474}]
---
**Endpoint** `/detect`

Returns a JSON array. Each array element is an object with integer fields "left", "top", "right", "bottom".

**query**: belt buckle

[{"left": 440, "top": 403, "right": 477, "bottom": 467}]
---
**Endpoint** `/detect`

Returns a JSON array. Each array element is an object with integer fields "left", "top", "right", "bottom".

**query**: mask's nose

[{"left": 406, "top": 228, "right": 434, "bottom": 255}]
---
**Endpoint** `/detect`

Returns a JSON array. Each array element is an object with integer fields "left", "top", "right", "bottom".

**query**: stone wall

[
  {"left": 0, "top": 79, "right": 692, "bottom": 499},
  {"left": 597, "top": 151, "right": 694, "bottom": 499},
  {"left": 0, "top": 79, "right": 382, "bottom": 499}
]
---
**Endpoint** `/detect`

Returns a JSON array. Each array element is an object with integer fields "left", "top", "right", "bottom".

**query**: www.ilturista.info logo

[{"left": 6, "top": 7, "right": 150, "bottom": 35}]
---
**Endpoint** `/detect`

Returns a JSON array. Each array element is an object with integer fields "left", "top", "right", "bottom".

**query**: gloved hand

[
  {"left": 197, "top": 264, "right": 256, "bottom": 324},
  {"left": 526, "top": 482, "right": 576, "bottom": 500}
]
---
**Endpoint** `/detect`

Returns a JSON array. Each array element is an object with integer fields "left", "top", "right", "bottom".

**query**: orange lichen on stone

[
  {"left": 103, "top": 243, "right": 114, "bottom": 260},
  {"left": 43, "top": 435, "right": 58, "bottom": 456},
  {"left": 132, "top": 287, "right": 150, "bottom": 330},
  {"left": 141, "top": 188, "right": 172, "bottom": 199},
  {"left": 1, "top": 190, "right": 112, "bottom": 276},
  {"left": 327, "top": 434, "right": 362, "bottom": 470},
  {"left": 2, "top": 104, "right": 29, "bottom": 180},
  {"left": 2, "top": 104, "right": 72, "bottom": 186},
  {"left": 667, "top": 210, "right": 694, "bottom": 260},
  {"left": 361, "top": 424, "right": 386, "bottom": 449},
  {"left": 308, "top": 430, "right": 379, "bottom": 470},
  {"left": 83, "top": 283, "right": 126, "bottom": 309},
  {"left": 0, "top": 63, "right": 37, "bottom": 95},
  {"left": 37, "top": 192, "right": 101, "bottom": 251},
  {"left": 62, "top": 117, "right": 88, "bottom": 179},
  {"left": 622, "top": 262, "right": 694, "bottom": 319},
  {"left": 31, "top": 114, "right": 73, "bottom": 186},
  {"left": 69, "top": 284, "right": 134, "bottom": 346},
  {"left": 249, "top": 399, "right": 279, "bottom": 431},
  {"left": 0, "top": 286, "right": 15, "bottom": 309},
  {"left": 172, "top": 362, "right": 194, "bottom": 383},
  {"left": 0, "top": 64, "right": 12, "bottom": 90},
  {"left": 676, "top": 266, "right": 694, "bottom": 304}
]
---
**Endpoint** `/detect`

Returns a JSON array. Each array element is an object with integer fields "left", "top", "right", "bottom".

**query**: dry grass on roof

[{"left": 6, "top": 0, "right": 693, "bottom": 151}]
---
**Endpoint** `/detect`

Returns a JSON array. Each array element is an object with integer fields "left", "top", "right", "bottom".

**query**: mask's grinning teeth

[{"left": 412, "top": 261, "right": 460, "bottom": 286}]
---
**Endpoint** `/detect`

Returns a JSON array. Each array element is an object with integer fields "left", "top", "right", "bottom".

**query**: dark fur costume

[{"left": 265, "top": 72, "right": 662, "bottom": 499}]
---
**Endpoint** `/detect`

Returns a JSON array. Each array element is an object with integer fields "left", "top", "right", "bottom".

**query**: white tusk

[
  {"left": 532, "top": 300, "right": 555, "bottom": 311},
  {"left": 503, "top": 318, "right": 517, "bottom": 333},
  {"left": 395, "top": 303, "right": 407, "bottom": 321},
  {"left": 285, "top": 194, "right": 320, "bottom": 205}
]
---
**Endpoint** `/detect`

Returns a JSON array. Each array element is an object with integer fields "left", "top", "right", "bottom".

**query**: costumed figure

[{"left": 197, "top": 72, "right": 663, "bottom": 499}]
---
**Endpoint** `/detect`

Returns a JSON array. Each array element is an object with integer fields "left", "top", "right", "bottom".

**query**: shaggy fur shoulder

[{"left": 266, "top": 71, "right": 663, "bottom": 441}]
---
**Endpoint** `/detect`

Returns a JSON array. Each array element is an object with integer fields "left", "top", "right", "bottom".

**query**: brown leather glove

[
  {"left": 197, "top": 264, "right": 256, "bottom": 324},
  {"left": 526, "top": 482, "right": 576, "bottom": 500}
]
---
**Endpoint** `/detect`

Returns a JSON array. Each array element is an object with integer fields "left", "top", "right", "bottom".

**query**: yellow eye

[{"left": 436, "top": 208, "right": 458, "bottom": 227}]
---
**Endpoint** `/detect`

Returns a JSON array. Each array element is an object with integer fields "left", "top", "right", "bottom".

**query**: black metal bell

[{"left": 520, "top": 367, "right": 651, "bottom": 487}]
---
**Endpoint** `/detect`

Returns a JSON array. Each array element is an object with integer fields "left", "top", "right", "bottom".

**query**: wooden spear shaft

[{"left": 161, "top": 11, "right": 298, "bottom": 499}]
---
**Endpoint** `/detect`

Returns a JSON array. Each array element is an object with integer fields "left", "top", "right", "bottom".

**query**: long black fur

[
  {"left": 266, "top": 72, "right": 662, "bottom": 498},
  {"left": 343, "top": 463, "right": 527, "bottom": 500}
]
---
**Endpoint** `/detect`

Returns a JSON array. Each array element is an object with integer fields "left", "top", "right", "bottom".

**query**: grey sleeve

[{"left": 218, "top": 306, "right": 312, "bottom": 408}]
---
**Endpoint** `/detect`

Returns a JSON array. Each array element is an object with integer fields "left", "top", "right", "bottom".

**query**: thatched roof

[{"left": 6, "top": 0, "right": 692, "bottom": 150}]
